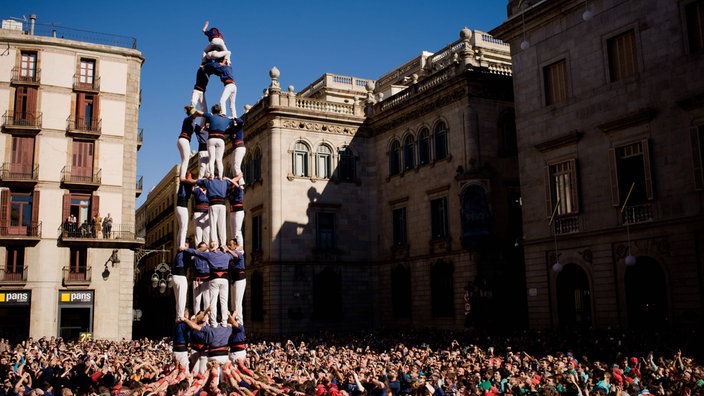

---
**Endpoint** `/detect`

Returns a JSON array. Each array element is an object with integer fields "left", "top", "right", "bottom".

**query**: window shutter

[
  {"left": 0, "top": 189, "right": 9, "bottom": 229},
  {"left": 62, "top": 193, "right": 71, "bottom": 222},
  {"left": 570, "top": 158, "right": 580, "bottom": 213},
  {"left": 93, "top": 95, "right": 100, "bottom": 124},
  {"left": 76, "top": 93, "right": 85, "bottom": 122},
  {"left": 608, "top": 148, "right": 619, "bottom": 206},
  {"left": 27, "top": 87, "right": 38, "bottom": 117},
  {"left": 31, "top": 190, "right": 40, "bottom": 225},
  {"left": 691, "top": 126, "right": 703, "bottom": 190},
  {"left": 544, "top": 165, "right": 552, "bottom": 218},
  {"left": 642, "top": 138, "right": 653, "bottom": 200},
  {"left": 91, "top": 194, "right": 100, "bottom": 218}
]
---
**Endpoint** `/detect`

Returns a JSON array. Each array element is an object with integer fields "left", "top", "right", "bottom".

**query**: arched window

[
  {"left": 338, "top": 146, "right": 356, "bottom": 181},
  {"left": 292, "top": 141, "right": 309, "bottom": 177},
  {"left": 418, "top": 128, "right": 431, "bottom": 166},
  {"left": 316, "top": 145, "right": 333, "bottom": 179},
  {"left": 433, "top": 121, "right": 448, "bottom": 161},
  {"left": 404, "top": 135, "right": 415, "bottom": 171},
  {"left": 252, "top": 148, "right": 262, "bottom": 182},
  {"left": 389, "top": 140, "right": 401, "bottom": 176}
]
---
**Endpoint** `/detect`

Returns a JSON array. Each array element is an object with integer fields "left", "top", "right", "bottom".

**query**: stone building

[
  {"left": 238, "top": 28, "right": 519, "bottom": 334},
  {"left": 491, "top": 0, "right": 704, "bottom": 329},
  {"left": 0, "top": 17, "right": 144, "bottom": 341}
]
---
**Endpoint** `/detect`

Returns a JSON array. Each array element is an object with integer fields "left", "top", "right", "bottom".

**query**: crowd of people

[{"left": 0, "top": 328, "right": 701, "bottom": 396}]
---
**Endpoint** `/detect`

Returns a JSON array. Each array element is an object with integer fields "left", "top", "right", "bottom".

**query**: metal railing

[
  {"left": 62, "top": 266, "right": 92, "bottom": 283},
  {"left": 10, "top": 67, "right": 41, "bottom": 84},
  {"left": 2, "top": 111, "right": 42, "bottom": 129},
  {"left": 622, "top": 203, "right": 654, "bottom": 224},
  {"left": 0, "top": 222, "right": 41, "bottom": 238},
  {"left": 58, "top": 223, "right": 136, "bottom": 241},
  {"left": 25, "top": 21, "right": 137, "bottom": 49},
  {"left": 0, "top": 265, "right": 28, "bottom": 282},
  {"left": 66, "top": 116, "right": 101, "bottom": 135},
  {"left": 137, "top": 128, "right": 144, "bottom": 146},
  {"left": 136, "top": 175, "right": 143, "bottom": 192},
  {"left": 60, "top": 166, "right": 102, "bottom": 185},
  {"left": 72, "top": 74, "right": 101, "bottom": 92},
  {"left": 553, "top": 216, "right": 580, "bottom": 235},
  {"left": 0, "top": 163, "right": 39, "bottom": 182}
]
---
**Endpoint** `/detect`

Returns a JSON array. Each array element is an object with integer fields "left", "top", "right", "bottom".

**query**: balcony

[
  {"left": 0, "top": 222, "right": 42, "bottom": 245},
  {"left": 66, "top": 116, "right": 101, "bottom": 138},
  {"left": 137, "top": 128, "right": 144, "bottom": 150},
  {"left": 0, "top": 265, "right": 28, "bottom": 285},
  {"left": 58, "top": 223, "right": 144, "bottom": 249},
  {"left": 62, "top": 266, "right": 92, "bottom": 286},
  {"left": 0, "top": 163, "right": 39, "bottom": 186},
  {"left": 72, "top": 74, "right": 100, "bottom": 92},
  {"left": 136, "top": 175, "right": 143, "bottom": 198},
  {"left": 553, "top": 216, "right": 581, "bottom": 235},
  {"left": 10, "top": 67, "right": 41, "bottom": 85},
  {"left": 2, "top": 111, "right": 42, "bottom": 133},
  {"left": 622, "top": 203, "right": 655, "bottom": 225},
  {"left": 60, "top": 166, "right": 101, "bottom": 189}
]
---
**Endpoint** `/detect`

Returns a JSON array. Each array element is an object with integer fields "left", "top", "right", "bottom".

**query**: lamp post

[{"left": 151, "top": 262, "right": 173, "bottom": 294}]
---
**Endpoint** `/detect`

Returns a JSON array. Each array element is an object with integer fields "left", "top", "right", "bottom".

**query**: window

[
  {"left": 544, "top": 59, "right": 568, "bottom": 105},
  {"left": 69, "top": 247, "right": 88, "bottom": 280},
  {"left": 609, "top": 140, "right": 653, "bottom": 207},
  {"left": 434, "top": 122, "right": 448, "bottom": 161},
  {"left": 546, "top": 159, "right": 579, "bottom": 216},
  {"left": 252, "top": 148, "right": 262, "bottom": 182},
  {"left": 19, "top": 51, "right": 37, "bottom": 81},
  {"left": 251, "top": 215, "right": 262, "bottom": 252},
  {"left": 13, "top": 86, "right": 38, "bottom": 125},
  {"left": 62, "top": 193, "right": 99, "bottom": 237},
  {"left": 316, "top": 145, "right": 332, "bottom": 179},
  {"left": 4, "top": 247, "right": 25, "bottom": 281},
  {"left": 392, "top": 207, "right": 407, "bottom": 246},
  {"left": 76, "top": 93, "right": 99, "bottom": 131},
  {"left": 79, "top": 59, "right": 95, "bottom": 86},
  {"left": 389, "top": 140, "right": 401, "bottom": 176},
  {"left": 292, "top": 142, "right": 309, "bottom": 177},
  {"left": 242, "top": 153, "right": 252, "bottom": 185},
  {"left": 404, "top": 136, "right": 415, "bottom": 170},
  {"left": 498, "top": 110, "right": 517, "bottom": 156},
  {"left": 685, "top": 0, "right": 704, "bottom": 53},
  {"left": 10, "top": 136, "right": 35, "bottom": 179},
  {"left": 71, "top": 140, "right": 95, "bottom": 182},
  {"left": 430, "top": 197, "right": 448, "bottom": 239},
  {"left": 338, "top": 146, "right": 356, "bottom": 181},
  {"left": 418, "top": 128, "right": 431, "bottom": 165},
  {"left": 608, "top": 29, "right": 638, "bottom": 81},
  {"left": 691, "top": 125, "right": 704, "bottom": 190},
  {"left": 0, "top": 190, "right": 39, "bottom": 237},
  {"left": 316, "top": 212, "right": 335, "bottom": 250}
]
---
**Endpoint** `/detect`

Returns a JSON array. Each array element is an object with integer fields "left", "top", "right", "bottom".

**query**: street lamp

[{"left": 152, "top": 262, "right": 172, "bottom": 294}]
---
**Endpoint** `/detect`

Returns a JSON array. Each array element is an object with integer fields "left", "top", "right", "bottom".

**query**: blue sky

[{"left": 1, "top": 0, "right": 508, "bottom": 207}]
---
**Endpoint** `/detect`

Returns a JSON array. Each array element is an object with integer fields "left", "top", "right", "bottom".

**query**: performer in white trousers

[
  {"left": 176, "top": 178, "right": 192, "bottom": 249},
  {"left": 189, "top": 242, "right": 211, "bottom": 315},
  {"left": 172, "top": 244, "right": 190, "bottom": 320},
  {"left": 201, "top": 21, "right": 231, "bottom": 66},
  {"left": 227, "top": 239, "right": 246, "bottom": 324},
  {"left": 191, "top": 184, "right": 210, "bottom": 246},
  {"left": 192, "top": 105, "right": 238, "bottom": 179},
  {"left": 228, "top": 117, "right": 246, "bottom": 186},
  {"left": 177, "top": 109, "right": 200, "bottom": 179},
  {"left": 227, "top": 185, "right": 244, "bottom": 247}
]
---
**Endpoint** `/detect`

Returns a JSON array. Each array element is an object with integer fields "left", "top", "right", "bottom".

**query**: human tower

[{"left": 169, "top": 22, "right": 248, "bottom": 377}]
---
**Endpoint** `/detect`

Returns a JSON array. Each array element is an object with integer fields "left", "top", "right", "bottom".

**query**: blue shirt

[
  {"left": 203, "top": 112, "right": 234, "bottom": 133},
  {"left": 197, "top": 178, "right": 233, "bottom": 200}
]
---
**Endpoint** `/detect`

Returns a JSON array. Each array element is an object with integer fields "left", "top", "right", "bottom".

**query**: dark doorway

[
  {"left": 625, "top": 256, "right": 668, "bottom": 328},
  {"left": 556, "top": 264, "right": 592, "bottom": 327},
  {"left": 59, "top": 307, "right": 92, "bottom": 340}
]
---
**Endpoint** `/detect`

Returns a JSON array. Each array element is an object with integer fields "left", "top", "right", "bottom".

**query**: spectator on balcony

[
  {"left": 93, "top": 213, "right": 103, "bottom": 239},
  {"left": 80, "top": 220, "right": 91, "bottom": 238},
  {"left": 102, "top": 213, "right": 113, "bottom": 239}
]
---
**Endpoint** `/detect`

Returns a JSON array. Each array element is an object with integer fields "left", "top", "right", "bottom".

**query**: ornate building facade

[
  {"left": 0, "top": 17, "right": 144, "bottom": 341},
  {"left": 491, "top": 0, "right": 704, "bottom": 329}
]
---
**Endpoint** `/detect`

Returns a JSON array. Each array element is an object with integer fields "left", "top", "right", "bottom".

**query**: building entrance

[
  {"left": 57, "top": 290, "right": 94, "bottom": 340},
  {"left": 0, "top": 290, "right": 30, "bottom": 343}
]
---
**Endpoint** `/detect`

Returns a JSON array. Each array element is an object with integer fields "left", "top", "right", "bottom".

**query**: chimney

[{"left": 29, "top": 14, "right": 36, "bottom": 35}]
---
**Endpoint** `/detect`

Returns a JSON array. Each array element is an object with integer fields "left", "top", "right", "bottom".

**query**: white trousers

[
  {"left": 231, "top": 146, "right": 246, "bottom": 184},
  {"left": 198, "top": 150, "right": 210, "bottom": 179},
  {"left": 176, "top": 206, "right": 189, "bottom": 248},
  {"left": 219, "top": 83, "right": 238, "bottom": 118},
  {"left": 229, "top": 350, "right": 246, "bottom": 364},
  {"left": 229, "top": 210, "right": 244, "bottom": 247},
  {"left": 192, "top": 279, "right": 211, "bottom": 315},
  {"left": 193, "top": 211, "right": 210, "bottom": 245},
  {"left": 209, "top": 277, "right": 229, "bottom": 327},
  {"left": 190, "top": 350, "right": 208, "bottom": 375},
  {"left": 229, "top": 278, "right": 246, "bottom": 324},
  {"left": 208, "top": 138, "right": 225, "bottom": 179},
  {"left": 190, "top": 89, "right": 207, "bottom": 112},
  {"left": 177, "top": 138, "right": 191, "bottom": 179},
  {"left": 172, "top": 274, "right": 188, "bottom": 320},
  {"left": 209, "top": 204, "right": 227, "bottom": 248},
  {"left": 173, "top": 351, "right": 189, "bottom": 372}
]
